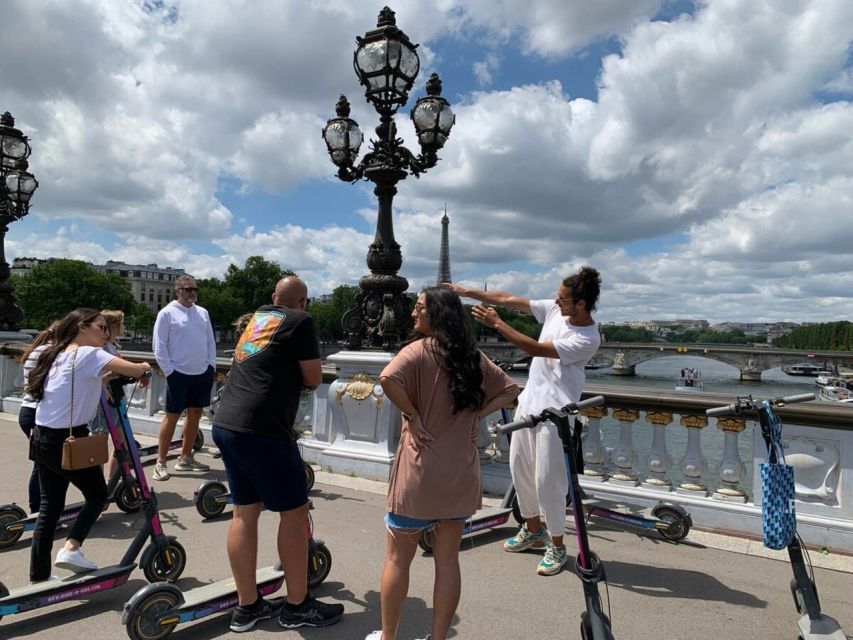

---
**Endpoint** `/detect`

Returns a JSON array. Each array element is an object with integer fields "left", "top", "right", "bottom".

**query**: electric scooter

[
  {"left": 121, "top": 505, "right": 333, "bottom": 640},
  {"left": 419, "top": 408, "right": 691, "bottom": 553},
  {"left": 1, "top": 384, "right": 204, "bottom": 550},
  {"left": 499, "top": 396, "right": 615, "bottom": 640},
  {"left": 707, "top": 393, "right": 846, "bottom": 640},
  {"left": 0, "top": 379, "right": 187, "bottom": 625}
]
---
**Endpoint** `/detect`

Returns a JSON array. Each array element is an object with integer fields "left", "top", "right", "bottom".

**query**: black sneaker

[
  {"left": 230, "top": 596, "right": 281, "bottom": 633},
  {"left": 278, "top": 596, "right": 344, "bottom": 628}
]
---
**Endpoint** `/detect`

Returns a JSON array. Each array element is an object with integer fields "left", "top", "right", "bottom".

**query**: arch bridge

[{"left": 478, "top": 342, "right": 853, "bottom": 380}]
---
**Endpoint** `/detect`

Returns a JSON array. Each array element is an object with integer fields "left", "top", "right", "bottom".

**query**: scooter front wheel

[
  {"left": 192, "top": 431, "right": 204, "bottom": 452},
  {"left": 143, "top": 541, "right": 187, "bottom": 583},
  {"left": 307, "top": 542, "right": 332, "bottom": 587},
  {"left": 0, "top": 504, "right": 27, "bottom": 549},
  {"left": 125, "top": 588, "right": 180, "bottom": 640},
  {"left": 305, "top": 463, "right": 315, "bottom": 491},
  {"left": 653, "top": 506, "right": 691, "bottom": 542}
]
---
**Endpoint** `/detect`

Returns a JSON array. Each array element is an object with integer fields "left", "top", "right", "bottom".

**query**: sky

[{"left": 2, "top": 0, "right": 852, "bottom": 324}]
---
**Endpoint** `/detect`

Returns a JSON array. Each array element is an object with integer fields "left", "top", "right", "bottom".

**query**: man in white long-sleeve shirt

[{"left": 152, "top": 274, "right": 217, "bottom": 481}]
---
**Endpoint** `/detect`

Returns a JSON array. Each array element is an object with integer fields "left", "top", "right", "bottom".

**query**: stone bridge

[{"left": 478, "top": 342, "right": 853, "bottom": 380}]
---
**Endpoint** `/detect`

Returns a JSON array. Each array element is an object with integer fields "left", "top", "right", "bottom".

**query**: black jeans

[
  {"left": 29, "top": 425, "right": 109, "bottom": 581},
  {"left": 18, "top": 406, "right": 41, "bottom": 513}
]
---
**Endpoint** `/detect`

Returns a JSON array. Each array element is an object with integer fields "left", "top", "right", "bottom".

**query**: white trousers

[{"left": 508, "top": 421, "right": 568, "bottom": 537}]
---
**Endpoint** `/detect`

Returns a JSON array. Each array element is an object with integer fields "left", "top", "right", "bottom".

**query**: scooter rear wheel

[
  {"left": 418, "top": 530, "right": 434, "bottom": 553},
  {"left": 125, "top": 588, "right": 179, "bottom": 640},
  {"left": 307, "top": 543, "right": 332, "bottom": 587},
  {"left": 653, "top": 506, "right": 690, "bottom": 542},
  {"left": 0, "top": 505, "right": 27, "bottom": 549},
  {"left": 115, "top": 478, "right": 143, "bottom": 513},
  {"left": 143, "top": 541, "right": 187, "bottom": 583},
  {"left": 195, "top": 481, "right": 228, "bottom": 519},
  {"left": 305, "top": 463, "right": 315, "bottom": 491},
  {"left": 192, "top": 431, "right": 204, "bottom": 452}
]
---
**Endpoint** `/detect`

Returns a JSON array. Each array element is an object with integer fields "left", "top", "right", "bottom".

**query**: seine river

[{"left": 302, "top": 355, "right": 824, "bottom": 494}]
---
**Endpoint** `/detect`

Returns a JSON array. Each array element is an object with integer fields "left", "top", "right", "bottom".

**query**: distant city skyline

[{"left": 2, "top": 1, "right": 851, "bottom": 324}]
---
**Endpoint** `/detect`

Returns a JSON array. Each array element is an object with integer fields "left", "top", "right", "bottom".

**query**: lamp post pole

[
  {"left": 323, "top": 6, "right": 455, "bottom": 351},
  {"left": 0, "top": 112, "right": 39, "bottom": 332}
]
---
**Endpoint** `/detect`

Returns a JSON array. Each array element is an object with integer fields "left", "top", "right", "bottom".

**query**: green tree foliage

[
  {"left": 601, "top": 325, "right": 657, "bottom": 343},
  {"left": 127, "top": 303, "right": 156, "bottom": 339},
  {"left": 774, "top": 322, "right": 853, "bottom": 350},
  {"left": 196, "top": 277, "right": 244, "bottom": 335},
  {"left": 11, "top": 259, "right": 135, "bottom": 329},
  {"left": 224, "top": 256, "right": 295, "bottom": 312},
  {"left": 308, "top": 285, "right": 362, "bottom": 342}
]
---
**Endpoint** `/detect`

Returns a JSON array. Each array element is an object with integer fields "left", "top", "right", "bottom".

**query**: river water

[{"left": 303, "top": 355, "right": 822, "bottom": 495}]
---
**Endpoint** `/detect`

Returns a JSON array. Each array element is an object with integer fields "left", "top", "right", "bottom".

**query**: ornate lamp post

[
  {"left": 0, "top": 112, "right": 39, "bottom": 331},
  {"left": 323, "top": 6, "right": 455, "bottom": 350}
]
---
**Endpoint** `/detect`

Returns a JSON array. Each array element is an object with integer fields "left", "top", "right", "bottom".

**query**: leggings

[{"left": 29, "top": 425, "right": 108, "bottom": 582}]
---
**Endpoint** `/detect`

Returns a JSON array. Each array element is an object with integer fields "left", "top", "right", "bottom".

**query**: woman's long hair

[
  {"left": 420, "top": 287, "right": 484, "bottom": 413},
  {"left": 27, "top": 308, "right": 102, "bottom": 401}
]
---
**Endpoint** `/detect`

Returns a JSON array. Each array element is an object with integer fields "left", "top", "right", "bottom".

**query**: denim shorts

[
  {"left": 212, "top": 425, "right": 307, "bottom": 512},
  {"left": 384, "top": 512, "right": 469, "bottom": 532},
  {"left": 165, "top": 366, "right": 214, "bottom": 413}
]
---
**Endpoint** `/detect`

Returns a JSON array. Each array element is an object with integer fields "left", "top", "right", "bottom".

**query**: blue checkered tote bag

[{"left": 760, "top": 402, "right": 796, "bottom": 550}]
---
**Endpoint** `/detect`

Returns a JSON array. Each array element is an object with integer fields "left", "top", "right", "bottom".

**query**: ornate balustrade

[{"left": 1, "top": 344, "right": 851, "bottom": 553}]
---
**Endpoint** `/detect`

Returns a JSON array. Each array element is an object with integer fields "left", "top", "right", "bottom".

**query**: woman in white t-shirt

[{"left": 26, "top": 308, "right": 152, "bottom": 583}]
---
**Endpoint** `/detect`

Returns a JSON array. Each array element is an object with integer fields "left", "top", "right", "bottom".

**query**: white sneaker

[
  {"left": 365, "top": 632, "right": 383, "bottom": 640},
  {"left": 152, "top": 460, "right": 170, "bottom": 481},
  {"left": 30, "top": 574, "right": 60, "bottom": 584},
  {"left": 173, "top": 455, "right": 209, "bottom": 472},
  {"left": 55, "top": 547, "right": 97, "bottom": 573}
]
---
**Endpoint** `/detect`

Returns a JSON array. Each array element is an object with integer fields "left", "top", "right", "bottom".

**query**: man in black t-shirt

[{"left": 212, "top": 276, "right": 343, "bottom": 632}]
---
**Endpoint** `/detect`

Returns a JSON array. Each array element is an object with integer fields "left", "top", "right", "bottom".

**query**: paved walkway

[{"left": 0, "top": 413, "right": 851, "bottom": 640}]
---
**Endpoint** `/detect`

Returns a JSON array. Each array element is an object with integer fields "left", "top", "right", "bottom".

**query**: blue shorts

[
  {"left": 384, "top": 512, "right": 468, "bottom": 532},
  {"left": 212, "top": 425, "right": 307, "bottom": 512},
  {"left": 165, "top": 366, "right": 214, "bottom": 413}
]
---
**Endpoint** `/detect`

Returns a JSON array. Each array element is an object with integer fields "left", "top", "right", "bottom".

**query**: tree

[
  {"left": 11, "top": 259, "right": 135, "bottom": 329},
  {"left": 224, "top": 256, "right": 294, "bottom": 312},
  {"left": 127, "top": 303, "right": 156, "bottom": 339},
  {"left": 196, "top": 277, "right": 244, "bottom": 336}
]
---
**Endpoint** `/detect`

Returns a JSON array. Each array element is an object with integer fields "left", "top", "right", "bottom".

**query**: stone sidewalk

[{"left": 0, "top": 414, "right": 851, "bottom": 640}]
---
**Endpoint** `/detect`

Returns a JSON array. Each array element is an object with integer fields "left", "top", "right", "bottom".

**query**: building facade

[{"left": 98, "top": 261, "right": 185, "bottom": 312}]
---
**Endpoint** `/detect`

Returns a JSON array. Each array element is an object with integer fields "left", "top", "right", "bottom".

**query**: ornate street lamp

[
  {"left": 322, "top": 6, "right": 455, "bottom": 350},
  {"left": 0, "top": 111, "right": 39, "bottom": 331}
]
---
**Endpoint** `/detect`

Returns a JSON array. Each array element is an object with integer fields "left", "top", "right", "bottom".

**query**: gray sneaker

[
  {"left": 503, "top": 524, "right": 549, "bottom": 552},
  {"left": 152, "top": 461, "right": 170, "bottom": 481},
  {"left": 174, "top": 455, "right": 209, "bottom": 472}
]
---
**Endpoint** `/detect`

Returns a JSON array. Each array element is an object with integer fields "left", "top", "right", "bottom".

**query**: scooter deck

[
  {"left": 464, "top": 506, "right": 513, "bottom": 534},
  {"left": 1, "top": 564, "right": 135, "bottom": 601},
  {"left": 181, "top": 565, "right": 284, "bottom": 608}
]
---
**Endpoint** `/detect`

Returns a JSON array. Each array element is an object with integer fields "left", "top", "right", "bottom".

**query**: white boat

[
  {"left": 782, "top": 363, "right": 825, "bottom": 377},
  {"left": 818, "top": 385, "right": 853, "bottom": 403},
  {"left": 675, "top": 368, "right": 704, "bottom": 392},
  {"left": 815, "top": 372, "right": 837, "bottom": 387}
]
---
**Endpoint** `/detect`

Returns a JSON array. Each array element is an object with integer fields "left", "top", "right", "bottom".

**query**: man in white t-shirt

[
  {"left": 152, "top": 274, "right": 217, "bottom": 481},
  {"left": 444, "top": 266, "right": 601, "bottom": 576}
]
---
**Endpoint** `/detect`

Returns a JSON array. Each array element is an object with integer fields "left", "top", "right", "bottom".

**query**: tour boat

[
  {"left": 818, "top": 384, "right": 853, "bottom": 403},
  {"left": 675, "top": 368, "right": 704, "bottom": 392},
  {"left": 781, "top": 363, "right": 825, "bottom": 377}
]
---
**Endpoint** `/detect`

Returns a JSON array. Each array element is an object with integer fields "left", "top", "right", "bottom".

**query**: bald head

[{"left": 273, "top": 276, "right": 308, "bottom": 309}]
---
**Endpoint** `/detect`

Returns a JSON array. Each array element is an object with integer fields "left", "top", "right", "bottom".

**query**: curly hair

[
  {"left": 26, "top": 308, "right": 103, "bottom": 402},
  {"left": 419, "top": 286, "right": 485, "bottom": 413},
  {"left": 562, "top": 266, "right": 601, "bottom": 312}
]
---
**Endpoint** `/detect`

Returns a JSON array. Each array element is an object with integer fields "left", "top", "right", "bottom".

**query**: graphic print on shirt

[{"left": 234, "top": 311, "right": 285, "bottom": 362}]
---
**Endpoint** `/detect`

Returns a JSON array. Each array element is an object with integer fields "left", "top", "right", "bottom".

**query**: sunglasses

[
  {"left": 181, "top": 287, "right": 199, "bottom": 292},
  {"left": 91, "top": 323, "right": 110, "bottom": 333}
]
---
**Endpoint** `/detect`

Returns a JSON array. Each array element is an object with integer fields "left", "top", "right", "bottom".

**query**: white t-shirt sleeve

[
  {"left": 553, "top": 328, "right": 600, "bottom": 366},
  {"left": 78, "top": 346, "right": 117, "bottom": 379},
  {"left": 528, "top": 299, "right": 553, "bottom": 324}
]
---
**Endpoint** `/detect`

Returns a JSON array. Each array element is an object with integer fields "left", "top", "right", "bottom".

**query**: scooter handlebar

[
  {"left": 496, "top": 396, "right": 606, "bottom": 434},
  {"left": 706, "top": 392, "right": 815, "bottom": 417}
]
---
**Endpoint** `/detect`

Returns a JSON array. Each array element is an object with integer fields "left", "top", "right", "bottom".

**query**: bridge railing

[{"left": 1, "top": 344, "right": 850, "bottom": 553}]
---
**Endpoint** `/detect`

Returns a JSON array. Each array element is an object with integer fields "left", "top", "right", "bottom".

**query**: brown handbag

[{"left": 61, "top": 349, "right": 109, "bottom": 471}]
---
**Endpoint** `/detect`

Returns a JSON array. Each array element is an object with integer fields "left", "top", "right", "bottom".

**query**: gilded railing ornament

[
  {"left": 612, "top": 408, "right": 640, "bottom": 422},
  {"left": 336, "top": 372, "right": 381, "bottom": 403},
  {"left": 716, "top": 417, "right": 746, "bottom": 433},
  {"left": 680, "top": 415, "right": 708, "bottom": 429},
  {"left": 580, "top": 405, "right": 608, "bottom": 419},
  {"left": 645, "top": 411, "right": 673, "bottom": 426}
]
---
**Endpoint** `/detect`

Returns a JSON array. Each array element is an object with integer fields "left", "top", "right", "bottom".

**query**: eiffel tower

[{"left": 436, "top": 206, "right": 451, "bottom": 285}]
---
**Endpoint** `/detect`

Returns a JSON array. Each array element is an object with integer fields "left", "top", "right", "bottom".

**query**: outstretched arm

[
  {"left": 442, "top": 282, "right": 531, "bottom": 314},
  {"left": 471, "top": 305, "right": 558, "bottom": 359}
]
